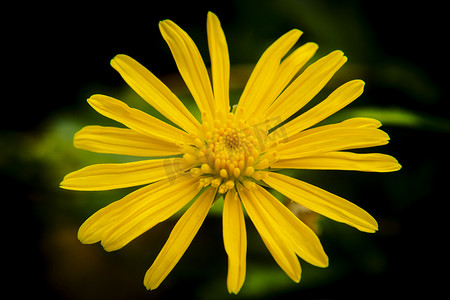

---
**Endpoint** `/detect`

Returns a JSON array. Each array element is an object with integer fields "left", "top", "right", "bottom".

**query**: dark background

[{"left": 2, "top": 0, "right": 447, "bottom": 299}]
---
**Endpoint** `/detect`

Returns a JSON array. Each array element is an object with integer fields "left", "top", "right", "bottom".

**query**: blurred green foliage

[{"left": 4, "top": 0, "right": 446, "bottom": 299}]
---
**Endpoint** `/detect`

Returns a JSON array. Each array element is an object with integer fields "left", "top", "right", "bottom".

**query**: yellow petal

[
  {"left": 265, "top": 50, "right": 347, "bottom": 125},
  {"left": 100, "top": 177, "right": 202, "bottom": 251},
  {"left": 60, "top": 157, "right": 186, "bottom": 191},
  {"left": 252, "top": 185, "right": 328, "bottom": 267},
  {"left": 159, "top": 19, "right": 215, "bottom": 118},
  {"left": 238, "top": 184, "right": 301, "bottom": 282},
  {"left": 263, "top": 172, "right": 378, "bottom": 233},
  {"left": 270, "top": 80, "right": 365, "bottom": 140},
  {"left": 274, "top": 117, "right": 382, "bottom": 144},
  {"left": 77, "top": 175, "right": 198, "bottom": 247},
  {"left": 235, "top": 29, "right": 302, "bottom": 121},
  {"left": 111, "top": 54, "right": 201, "bottom": 135},
  {"left": 276, "top": 123, "right": 390, "bottom": 159},
  {"left": 252, "top": 42, "right": 319, "bottom": 118},
  {"left": 74, "top": 125, "right": 182, "bottom": 157},
  {"left": 223, "top": 188, "right": 247, "bottom": 294},
  {"left": 87, "top": 94, "right": 191, "bottom": 144},
  {"left": 271, "top": 151, "right": 402, "bottom": 172},
  {"left": 144, "top": 187, "right": 217, "bottom": 290},
  {"left": 338, "top": 117, "right": 382, "bottom": 128},
  {"left": 207, "top": 12, "right": 230, "bottom": 114}
]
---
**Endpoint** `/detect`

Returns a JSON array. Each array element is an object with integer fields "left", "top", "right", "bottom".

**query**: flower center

[{"left": 183, "top": 112, "right": 274, "bottom": 194}]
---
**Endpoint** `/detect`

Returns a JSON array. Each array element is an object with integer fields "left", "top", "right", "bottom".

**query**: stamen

[
  {"left": 194, "top": 138, "right": 203, "bottom": 148},
  {"left": 220, "top": 169, "right": 228, "bottom": 178},
  {"left": 211, "top": 178, "right": 222, "bottom": 188},
  {"left": 190, "top": 168, "right": 203, "bottom": 177},
  {"left": 233, "top": 167, "right": 241, "bottom": 178},
  {"left": 201, "top": 164, "right": 212, "bottom": 174},
  {"left": 186, "top": 112, "right": 272, "bottom": 193},
  {"left": 245, "top": 166, "right": 254, "bottom": 176}
]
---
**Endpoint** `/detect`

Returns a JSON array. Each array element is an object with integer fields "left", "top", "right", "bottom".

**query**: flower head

[{"left": 61, "top": 12, "right": 401, "bottom": 294}]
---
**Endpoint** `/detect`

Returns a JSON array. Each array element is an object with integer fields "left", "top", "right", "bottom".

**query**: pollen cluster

[{"left": 183, "top": 113, "right": 272, "bottom": 193}]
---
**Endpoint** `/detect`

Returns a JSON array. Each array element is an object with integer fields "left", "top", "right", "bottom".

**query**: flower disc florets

[{"left": 182, "top": 112, "right": 273, "bottom": 194}]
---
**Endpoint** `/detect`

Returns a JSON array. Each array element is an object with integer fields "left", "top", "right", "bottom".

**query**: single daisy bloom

[{"left": 61, "top": 12, "right": 401, "bottom": 294}]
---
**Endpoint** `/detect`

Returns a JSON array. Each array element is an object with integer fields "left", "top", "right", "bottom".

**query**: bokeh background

[{"left": 3, "top": 0, "right": 447, "bottom": 299}]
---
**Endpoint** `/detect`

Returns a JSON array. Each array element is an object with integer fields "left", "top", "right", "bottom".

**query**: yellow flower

[{"left": 61, "top": 12, "right": 401, "bottom": 294}]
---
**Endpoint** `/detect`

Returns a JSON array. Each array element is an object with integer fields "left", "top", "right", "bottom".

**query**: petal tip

[
  {"left": 352, "top": 79, "right": 365, "bottom": 87},
  {"left": 362, "top": 221, "right": 379, "bottom": 233},
  {"left": 292, "top": 272, "right": 301, "bottom": 283},
  {"left": 227, "top": 285, "right": 242, "bottom": 295},
  {"left": 143, "top": 278, "right": 156, "bottom": 291},
  {"left": 110, "top": 54, "right": 129, "bottom": 69},
  {"left": 101, "top": 242, "right": 120, "bottom": 253},
  {"left": 158, "top": 19, "right": 174, "bottom": 30},
  {"left": 143, "top": 268, "right": 164, "bottom": 291},
  {"left": 312, "top": 252, "right": 329, "bottom": 268},
  {"left": 288, "top": 28, "right": 303, "bottom": 39},
  {"left": 207, "top": 11, "right": 218, "bottom": 18},
  {"left": 305, "top": 41, "right": 319, "bottom": 51}
]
